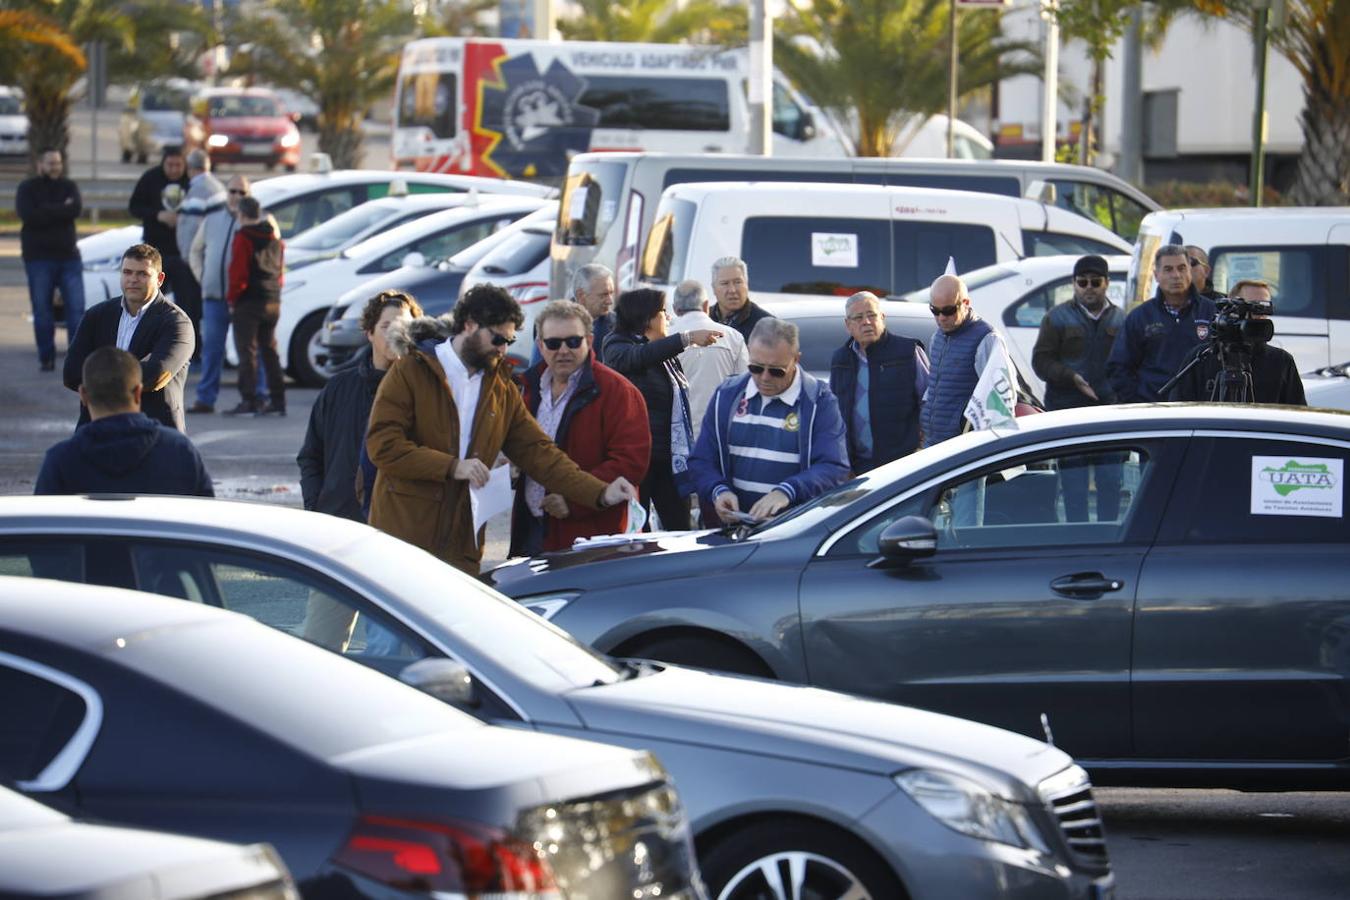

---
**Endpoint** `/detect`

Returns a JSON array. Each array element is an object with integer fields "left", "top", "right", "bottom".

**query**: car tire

[
  {"left": 622, "top": 635, "right": 772, "bottom": 678},
  {"left": 288, "top": 309, "right": 332, "bottom": 388},
  {"left": 701, "top": 822, "right": 905, "bottom": 900}
]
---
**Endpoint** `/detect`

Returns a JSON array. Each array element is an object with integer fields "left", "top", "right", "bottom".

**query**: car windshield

[
  {"left": 899, "top": 264, "right": 1018, "bottom": 306},
  {"left": 210, "top": 95, "right": 280, "bottom": 118},
  {"left": 750, "top": 429, "right": 1002, "bottom": 540},
  {"left": 0, "top": 96, "right": 23, "bottom": 116},
  {"left": 143, "top": 86, "right": 189, "bottom": 112},
  {"left": 290, "top": 203, "right": 399, "bottom": 252},
  {"left": 346, "top": 537, "right": 621, "bottom": 689}
]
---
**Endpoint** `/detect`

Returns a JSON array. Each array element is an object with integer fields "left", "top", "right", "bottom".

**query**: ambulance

[{"left": 391, "top": 37, "right": 849, "bottom": 178}]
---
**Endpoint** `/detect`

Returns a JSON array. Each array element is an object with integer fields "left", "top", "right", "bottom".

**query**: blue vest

[
  {"left": 829, "top": 331, "right": 920, "bottom": 470},
  {"left": 921, "top": 315, "right": 993, "bottom": 447}
]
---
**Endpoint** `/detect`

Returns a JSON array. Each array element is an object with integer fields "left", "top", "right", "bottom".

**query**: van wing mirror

[
  {"left": 399, "top": 658, "right": 479, "bottom": 709},
  {"left": 869, "top": 515, "right": 938, "bottom": 569},
  {"left": 798, "top": 111, "right": 817, "bottom": 142},
  {"left": 1026, "top": 180, "right": 1056, "bottom": 204}
]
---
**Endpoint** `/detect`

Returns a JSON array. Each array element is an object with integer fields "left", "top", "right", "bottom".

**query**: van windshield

[
  {"left": 556, "top": 160, "right": 626, "bottom": 247},
  {"left": 641, "top": 197, "right": 697, "bottom": 285}
]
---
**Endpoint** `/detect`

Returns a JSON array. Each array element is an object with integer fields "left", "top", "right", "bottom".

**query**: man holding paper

[{"left": 366, "top": 284, "right": 638, "bottom": 575}]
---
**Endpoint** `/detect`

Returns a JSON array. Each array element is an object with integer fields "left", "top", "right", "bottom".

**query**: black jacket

[
  {"left": 829, "top": 330, "right": 923, "bottom": 472},
  {"left": 710, "top": 299, "right": 774, "bottom": 344},
  {"left": 602, "top": 329, "right": 684, "bottom": 458},
  {"left": 16, "top": 174, "right": 82, "bottom": 261},
  {"left": 128, "top": 165, "right": 190, "bottom": 256},
  {"left": 1167, "top": 341, "right": 1307, "bottom": 405},
  {"left": 34, "top": 412, "right": 213, "bottom": 496},
  {"left": 1032, "top": 300, "right": 1125, "bottom": 411},
  {"left": 64, "top": 295, "right": 195, "bottom": 431},
  {"left": 297, "top": 347, "right": 386, "bottom": 520}
]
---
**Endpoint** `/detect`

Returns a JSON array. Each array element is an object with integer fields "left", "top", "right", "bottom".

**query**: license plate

[{"left": 242, "top": 144, "right": 274, "bottom": 157}]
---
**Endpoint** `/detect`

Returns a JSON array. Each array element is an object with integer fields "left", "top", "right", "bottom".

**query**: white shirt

[
  {"left": 116, "top": 291, "right": 161, "bottom": 351},
  {"left": 674, "top": 309, "right": 749, "bottom": 439},
  {"left": 744, "top": 364, "right": 803, "bottom": 407},
  {"left": 435, "top": 338, "right": 484, "bottom": 460}
]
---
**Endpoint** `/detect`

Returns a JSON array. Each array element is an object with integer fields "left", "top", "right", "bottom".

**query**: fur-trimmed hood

[{"left": 386, "top": 314, "right": 455, "bottom": 358}]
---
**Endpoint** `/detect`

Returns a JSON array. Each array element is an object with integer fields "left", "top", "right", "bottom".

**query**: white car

[
  {"left": 0, "top": 87, "right": 28, "bottom": 157},
  {"left": 1304, "top": 363, "right": 1350, "bottom": 411},
  {"left": 77, "top": 165, "right": 554, "bottom": 307},
  {"left": 273, "top": 195, "right": 550, "bottom": 385},
  {"left": 900, "top": 255, "right": 1132, "bottom": 400},
  {"left": 286, "top": 191, "right": 492, "bottom": 269},
  {"left": 458, "top": 218, "right": 554, "bottom": 368}
]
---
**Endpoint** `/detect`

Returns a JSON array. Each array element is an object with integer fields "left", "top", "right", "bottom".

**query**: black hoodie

[{"left": 34, "top": 413, "right": 214, "bottom": 497}]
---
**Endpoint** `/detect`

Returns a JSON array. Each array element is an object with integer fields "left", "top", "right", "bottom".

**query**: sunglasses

[
  {"left": 1074, "top": 276, "right": 1106, "bottom": 288},
  {"left": 481, "top": 327, "right": 516, "bottom": 347},
  {"left": 227, "top": 189, "right": 248, "bottom": 196},
  {"left": 747, "top": 363, "right": 789, "bottom": 378},
  {"left": 541, "top": 335, "right": 585, "bottom": 350},
  {"left": 1188, "top": 258, "right": 1206, "bottom": 267},
  {"left": 929, "top": 303, "right": 961, "bottom": 317}
]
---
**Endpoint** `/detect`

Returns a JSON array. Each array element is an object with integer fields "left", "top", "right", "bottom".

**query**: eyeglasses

[
  {"left": 481, "top": 327, "right": 516, "bottom": 347},
  {"left": 747, "top": 363, "right": 789, "bottom": 378},
  {"left": 1188, "top": 257, "right": 1205, "bottom": 267},
  {"left": 227, "top": 189, "right": 248, "bottom": 196},
  {"left": 847, "top": 312, "right": 880, "bottom": 323},
  {"left": 1074, "top": 276, "right": 1106, "bottom": 288},
  {"left": 541, "top": 335, "right": 585, "bottom": 350},
  {"left": 929, "top": 303, "right": 961, "bottom": 317}
]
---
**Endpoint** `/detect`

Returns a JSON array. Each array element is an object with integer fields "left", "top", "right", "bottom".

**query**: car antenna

[{"left": 1040, "top": 712, "right": 1056, "bottom": 747}]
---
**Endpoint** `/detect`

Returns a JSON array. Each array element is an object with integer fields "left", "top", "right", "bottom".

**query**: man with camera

[{"left": 1166, "top": 280, "right": 1306, "bottom": 405}]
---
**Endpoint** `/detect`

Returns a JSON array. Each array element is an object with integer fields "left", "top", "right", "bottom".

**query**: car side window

[
  {"left": 1209, "top": 246, "right": 1326, "bottom": 319},
  {"left": 830, "top": 447, "right": 1150, "bottom": 556},
  {"left": 0, "top": 663, "right": 88, "bottom": 785},
  {"left": 0, "top": 541, "right": 84, "bottom": 583},
  {"left": 128, "top": 544, "right": 429, "bottom": 669},
  {"left": 1181, "top": 438, "right": 1350, "bottom": 544},
  {"left": 271, "top": 188, "right": 361, "bottom": 239},
  {"left": 379, "top": 220, "right": 503, "bottom": 272}
]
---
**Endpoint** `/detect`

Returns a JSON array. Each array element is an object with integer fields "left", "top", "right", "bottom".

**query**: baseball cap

[{"left": 1073, "top": 255, "right": 1109, "bottom": 278}]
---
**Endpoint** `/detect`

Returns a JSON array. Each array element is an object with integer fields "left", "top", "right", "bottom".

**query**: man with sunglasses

[
  {"left": 367, "top": 285, "right": 639, "bottom": 574},
  {"left": 919, "top": 274, "right": 1011, "bottom": 448},
  {"left": 1186, "top": 246, "right": 1226, "bottom": 301},
  {"left": 1107, "top": 243, "right": 1217, "bottom": 404},
  {"left": 1032, "top": 255, "right": 1126, "bottom": 521},
  {"left": 509, "top": 301, "right": 651, "bottom": 556},
  {"left": 689, "top": 318, "right": 849, "bottom": 523}
]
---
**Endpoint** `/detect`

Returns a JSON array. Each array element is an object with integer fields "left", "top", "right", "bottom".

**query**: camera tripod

[{"left": 1160, "top": 339, "right": 1255, "bottom": 404}]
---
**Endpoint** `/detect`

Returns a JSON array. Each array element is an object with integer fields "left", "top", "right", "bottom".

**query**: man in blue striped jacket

[{"left": 689, "top": 318, "right": 849, "bottom": 523}]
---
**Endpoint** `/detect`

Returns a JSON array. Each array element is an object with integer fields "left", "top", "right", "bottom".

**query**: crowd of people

[{"left": 17, "top": 148, "right": 1309, "bottom": 573}]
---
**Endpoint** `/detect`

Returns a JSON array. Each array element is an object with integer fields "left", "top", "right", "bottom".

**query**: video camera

[{"left": 1210, "top": 296, "right": 1274, "bottom": 345}]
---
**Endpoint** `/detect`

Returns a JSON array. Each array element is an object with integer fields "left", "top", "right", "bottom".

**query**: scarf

[{"left": 667, "top": 357, "right": 695, "bottom": 496}]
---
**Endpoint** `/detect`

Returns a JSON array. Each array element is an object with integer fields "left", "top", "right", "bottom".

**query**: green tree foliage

[
  {"left": 229, "top": 0, "right": 416, "bottom": 169},
  {"left": 419, "top": 0, "right": 498, "bottom": 38},
  {"left": 776, "top": 0, "right": 1039, "bottom": 156},
  {"left": 557, "top": 0, "right": 747, "bottom": 44}
]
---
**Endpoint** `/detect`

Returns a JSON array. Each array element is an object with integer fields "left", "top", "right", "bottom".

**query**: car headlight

[
  {"left": 519, "top": 592, "right": 578, "bottom": 620},
  {"left": 207, "top": 133, "right": 229, "bottom": 148},
  {"left": 279, "top": 131, "right": 300, "bottom": 148},
  {"left": 896, "top": 769, "right": 1048, "bottom": 852}
]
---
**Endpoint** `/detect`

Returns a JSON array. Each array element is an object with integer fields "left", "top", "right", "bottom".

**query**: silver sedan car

[{"left": 0, "top": 496, "right": 1114, "bottom": 900}]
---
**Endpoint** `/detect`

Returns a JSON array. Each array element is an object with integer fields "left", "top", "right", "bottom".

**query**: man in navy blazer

[{"left": 64, "top": 243, "right": 195, "bottom": 431}]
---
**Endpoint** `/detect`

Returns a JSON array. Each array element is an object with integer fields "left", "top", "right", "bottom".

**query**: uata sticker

[{"left": 1250, "top": 456, "right": 1343, "bottom": 518}]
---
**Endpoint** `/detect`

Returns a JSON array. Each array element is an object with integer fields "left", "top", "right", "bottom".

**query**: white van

[
  {"left": 552, "top": 152, "right": 1159, "bottom": 295},
  {"left": 1127, "top": 208, "right": 1350, "bottom": 372},
  {"left": 638, "top": 182, "right": 1132, "bottom": 305},
  {"left": 392, "top": 37, "right": 848, "bottom": 178}
]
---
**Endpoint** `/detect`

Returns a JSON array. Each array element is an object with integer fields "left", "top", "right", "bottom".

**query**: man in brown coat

[{"left": 366, "top": 284, "right": 638, "bottom": 574}]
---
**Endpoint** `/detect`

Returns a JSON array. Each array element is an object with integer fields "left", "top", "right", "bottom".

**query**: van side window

[
  {"left": 1210, "top": 247, "right": 1326, "bottom": 319},
  {"left": 1048, "top": 180, "right": 1151, "bottom": 242},
  {"left": 1022, "top": 231, "right": 1124, "bottom": 258},
  {"left": 893, "top": 222, "right": 995, "bottom": 296},
  {"left": 742, "top": 217, "right": 889, "bottom": 297},
  {"left": 398, "top": 72, "right": 456, "bottom": 139},
  {"left": 884, "top": 174, "right": 1019, "bottom": 197},
  {"left": 581, "top": 76, "right": 730, "bottom": 132},
  {"left": 641, "top": 198, "right": 698, "bottom": 284}
]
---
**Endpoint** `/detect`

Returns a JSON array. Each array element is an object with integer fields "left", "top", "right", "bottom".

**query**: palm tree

[
  {"left": 557, "top": 0, "right": 747, "bottom": 44},
  {"left": 776, "top": 0, "right": 1039, "bottom": 156},
  {"left": 420, "top": 0, "right": 497, "bottom": 38},
  {"left": 229, "top": 0, "right": 416, "bottom": 169}
]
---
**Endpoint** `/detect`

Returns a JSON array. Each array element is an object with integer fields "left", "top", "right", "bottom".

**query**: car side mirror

[
  {"left": 869, "top": 516, "right": 938, "bottom": 569},
  {"left": 798, "top": 110, "right": 817, "bottom": 142},
  {"left": 399, "top": 658, "right": 479, "bottom": 709}
]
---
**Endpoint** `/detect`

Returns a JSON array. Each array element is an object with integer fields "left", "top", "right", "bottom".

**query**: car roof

[
  {"left": 667, "top": 180, "right": 1033, "bottom": 206},
  {"left": 1146, "top": 207, "right": 1350, "bottom": 221},
  {"left": 999, "top": 402, "right": 1350, "bottom": 440},
  {"left": 761, "top": 295, "right": 935, "bottom": 321},
  {"left": 346, "top": 196, "right": 547, "bottom": 259}
]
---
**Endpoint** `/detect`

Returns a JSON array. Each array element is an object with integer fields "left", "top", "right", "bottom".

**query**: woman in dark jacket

[{"left": 602, "top": 288, "right": 721, "bottom": 530}]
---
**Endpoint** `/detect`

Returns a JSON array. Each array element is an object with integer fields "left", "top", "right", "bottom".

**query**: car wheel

[
  {"left": 288, "top": 309, "right": 332, "bottom": 388},
  {"left": 702, "top": 823, "right": 904, "bottom": 900},
  {"left": 120, "top": 149, "right": 131, "bottom": 163},
  {"left": 622, "top": 634, "right": 772, "bottom": 677}
]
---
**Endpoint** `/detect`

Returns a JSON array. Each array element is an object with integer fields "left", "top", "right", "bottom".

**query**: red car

[{"left": 187, "top": 87, "right": 302, "bottom": 171}]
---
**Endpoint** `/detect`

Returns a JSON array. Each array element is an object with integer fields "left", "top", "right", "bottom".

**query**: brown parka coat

[{"left": 366, "top": 316, "right": 611, "bottom": 574}]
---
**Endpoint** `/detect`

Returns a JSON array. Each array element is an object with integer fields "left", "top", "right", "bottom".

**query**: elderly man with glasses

[{"left": 829, "top": 290, "right": 929, "bottom": 473}]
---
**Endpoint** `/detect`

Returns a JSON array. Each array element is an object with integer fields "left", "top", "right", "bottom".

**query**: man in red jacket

[
  {"left": 509, "top": 301, "right": 651, "bottom": 555},
  {"left": 224, "top": 196, "right": 285, "bottom": 416}
]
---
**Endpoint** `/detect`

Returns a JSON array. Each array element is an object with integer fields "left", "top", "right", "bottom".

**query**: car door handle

[{"left": 1050, "top": 573, "right": 1124, "bottom": 598}]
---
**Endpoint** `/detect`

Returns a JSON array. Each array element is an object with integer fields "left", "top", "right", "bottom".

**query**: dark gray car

[{"left": 490, "top": 404, "right": 1350, "bottom": 791}]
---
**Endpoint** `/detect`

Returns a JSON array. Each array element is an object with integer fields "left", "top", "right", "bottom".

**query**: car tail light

[
  {"left": 332, "top": 814, "right": 561, "bottom": 898},
  {"left": 506, "top": 282, "right": 550, "bottom": 305}
]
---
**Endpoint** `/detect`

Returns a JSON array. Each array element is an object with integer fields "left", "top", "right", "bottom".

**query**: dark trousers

[
  {"left": 161, "top": 254, "right": 201, "bottom": 360},
  {"left": 23, "top": 258, "right": 85, "bottom": 364},
  {"left": 232, "top": 301, "right": 285, "bottom": 408},
  {"left": 640, "top": 454, "right": 691, "bottom": 531},
  {"left": 1059, "top": 453, "right": 1123, "bottom": 523}
]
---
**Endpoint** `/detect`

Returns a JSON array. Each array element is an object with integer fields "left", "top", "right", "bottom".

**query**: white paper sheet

[{"left": 469, "top": 465, "right": 515, "bottom": 545}]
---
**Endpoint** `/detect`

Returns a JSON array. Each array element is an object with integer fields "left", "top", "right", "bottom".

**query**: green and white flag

[{"left": 964, "top": 339, "right": 1018, "bottom": 431}]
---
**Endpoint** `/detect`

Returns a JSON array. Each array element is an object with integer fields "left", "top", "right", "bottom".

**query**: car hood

[
  {"left": 210, "top": 117, "right": 290, "bottom": 135},
  {"left": 489, "top": 530, "right": 755, "bottom": 593},
  {"left": 0, "top": 115, "right": 25, "bottom": 136},
  {"left": 333, "top": 726, "right": 662, "bottom": 823},
  {"left": 568, "top": 665, "right": 1074, "bottom": 799},
  {"left": 78, "top": 226, "right": 144, "bottom": 267}
]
